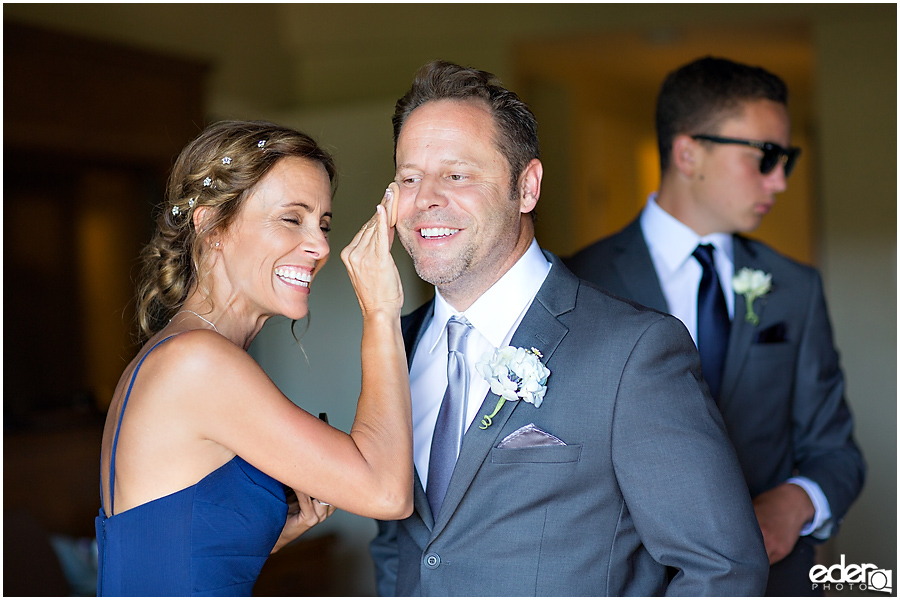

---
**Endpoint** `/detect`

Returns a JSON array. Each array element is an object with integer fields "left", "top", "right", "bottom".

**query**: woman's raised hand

[{"left": 341, "top": 183, "right": 403, "bottom": 317}]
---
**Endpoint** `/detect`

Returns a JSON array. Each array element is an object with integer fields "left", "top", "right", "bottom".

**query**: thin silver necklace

[{"left": 170, "top": 309, "right": 219, "bottom": 334}]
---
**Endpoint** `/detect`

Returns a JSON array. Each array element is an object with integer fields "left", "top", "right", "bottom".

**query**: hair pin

[
  {"left": 258, "top": 140, "right": 267, "bottom": 148},
  {"left": 222, "top": 157, "right": 232, "bottom": 165},
  {"left": 171, "top": 205, "right": 180, "bottom": 216},
  {"left": 203, "top": 177, "right": 212, "bottom": 187}
]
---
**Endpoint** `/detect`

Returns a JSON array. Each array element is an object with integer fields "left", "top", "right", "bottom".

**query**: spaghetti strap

[{"left": 105, "top": 335, "right": 177, "bottom": 516}]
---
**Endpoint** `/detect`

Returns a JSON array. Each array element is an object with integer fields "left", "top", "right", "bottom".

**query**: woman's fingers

[
  {"left": 390, "top": 182, "right": 399, "bottom": 227},
  {"left": 313, "top": 499, "right": 336, "bottom": 520},
  {"left": 340, "top": 184, "right": 404, "bottom": 315},
  {"left": 380, "top": 182, "right": 400, "bottom": 232},
  {"left": 341, "top": 197, "right": 383, "bottom": 264},
  {"left": 296, "top": 492, "right": 335, "bottom": 525},
  {"left": 270, "top": 489, "right": 334, "bottom": 553}
]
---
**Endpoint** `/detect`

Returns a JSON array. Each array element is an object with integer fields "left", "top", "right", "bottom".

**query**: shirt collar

[
  {"left": 641, "top": 193, "right": 734, "bottom": 271},
  {"left": 425, "top": 238, "right": 551, "bottom": 353}
]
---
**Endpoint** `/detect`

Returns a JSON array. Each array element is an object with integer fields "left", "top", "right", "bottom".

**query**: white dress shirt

[
  {"left": 640, "top": 194, "right": 735, "bottom": 345},
  {"left": 410, "top": 239, "right": 551, "bottom": 491},
  {"left": 639, "top": 193, "right": 832, "bottom": 539}
]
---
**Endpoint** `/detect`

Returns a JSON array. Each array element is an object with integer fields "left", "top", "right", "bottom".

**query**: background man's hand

[{"left": 753, "top": 482, "right": 815, "bottom": 564}]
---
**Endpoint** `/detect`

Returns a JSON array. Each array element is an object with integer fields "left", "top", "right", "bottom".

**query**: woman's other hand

[
  {"left": 270, "top": 487, "right": 336, "bottom": 554},
  {"left": 341, "top": 183, "right": 403, "bottom": 317}
]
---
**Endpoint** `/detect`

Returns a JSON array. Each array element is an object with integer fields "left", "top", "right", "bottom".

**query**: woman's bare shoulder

[
  {"left": 133, "top": 330, "right": 274, "bottom": 407},
  {"left": 150, "top": 330, "right": 258, "bottom": 370}
]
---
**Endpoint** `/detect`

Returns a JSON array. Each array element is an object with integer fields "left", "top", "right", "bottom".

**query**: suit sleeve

[
  {"left": 790, "top": 270, "right": 865, "bottom": 534},
  {"left": 610, "top": 314, "right": 769, "bottom": 596},
  {"left": 370, "top": 519, "right": 399, "bottom": 596}
]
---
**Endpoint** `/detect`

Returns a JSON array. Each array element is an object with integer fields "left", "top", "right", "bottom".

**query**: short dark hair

[
  {"left": 656, "top": 56, "right": 788, "bottom": 172},
  {"left": 392, "top": 60, "right": 539, "bottom": 190}
]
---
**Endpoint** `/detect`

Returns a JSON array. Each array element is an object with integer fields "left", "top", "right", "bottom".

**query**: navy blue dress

[{"left": 95, "top": 336, "right": 288, "bottom": 596}]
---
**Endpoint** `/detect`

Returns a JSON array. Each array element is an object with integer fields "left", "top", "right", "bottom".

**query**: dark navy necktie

[
  {"left": 693, "top": 244, "right": 730, "bottom": 400},
  {"left": 426, "top": 316, "right": 471, "bottom": 518}
]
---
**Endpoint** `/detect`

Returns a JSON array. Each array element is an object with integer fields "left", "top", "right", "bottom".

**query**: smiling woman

[
  {"left": 95, "top": 120, "right": 413, "bottom": 596},
  {"left": 213, "top": 156, "right": 333, "bottom": 323},
  {"left": 135, "top": 122, "right": 337, "bottom": 341}
]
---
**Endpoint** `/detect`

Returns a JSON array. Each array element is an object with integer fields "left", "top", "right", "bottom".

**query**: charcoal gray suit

[
  {"left": 371, "top": 251, "right": 768, "bottom": 596},
  {"left": 565, "top": 219, "right": 865, "bottom": 595}
]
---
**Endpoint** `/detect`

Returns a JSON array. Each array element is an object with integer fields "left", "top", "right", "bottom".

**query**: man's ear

[
  {"left": 518, "top": 158, "right": 543, "bottom": 214},
  {"left": 671, "top": 135, "right": 699, "bottom": 177}
]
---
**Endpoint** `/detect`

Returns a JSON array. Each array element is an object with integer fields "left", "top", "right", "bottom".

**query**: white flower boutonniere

[
  {"left": 732, "top": 268, "right": 772, "bottom": 325},
  {"left": 475, "top": 346, "right": 551, "bottom": 429}
]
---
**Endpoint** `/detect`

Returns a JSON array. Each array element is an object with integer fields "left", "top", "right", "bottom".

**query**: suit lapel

[
  {"left": 613, "top": 219, "right": 669, "bottom": 312},
  {"left": 412, "top": 470, "right": 434, "bottom": 530},
  {"left": 402, "top": 301, "right": 434, "bottom": 368},
  {"left": 720, "top": 236, "right": 769, "bottom": 403},
  {"left": 402, "top": 302, "right": 438, "bottom": 529},
  {"left": 429, "top": 252, "right": 574, "bottom": 537}
]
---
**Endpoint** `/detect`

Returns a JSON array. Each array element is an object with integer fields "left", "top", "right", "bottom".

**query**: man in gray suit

[
  {"left": 370, "top": 59, "right": 768, "bottom": 596},
  {"left": 566, "top": 57, "right": 865, "bottom": 596}
]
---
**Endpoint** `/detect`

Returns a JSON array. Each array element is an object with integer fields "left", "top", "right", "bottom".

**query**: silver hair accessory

[
  {"left": 257, "top": 140, "right": 266, "bottom": 148},
  {"left": 172, "top": 197, "right": 195, "bottom": 217},
  {"left": 222, "top": 157, "right": 232, "bottom": 165},
  {"left": 203, "top": 177, "right": 212, "bottom": 187}
]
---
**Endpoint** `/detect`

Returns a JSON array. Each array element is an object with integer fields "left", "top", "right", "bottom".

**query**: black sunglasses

[{"left": 691, "top": 134, "right": 801, "bottom": 177}]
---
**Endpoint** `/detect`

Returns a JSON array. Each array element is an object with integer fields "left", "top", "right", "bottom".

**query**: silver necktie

[{"left": 426, "top": 316, "right": 471, "bottom": 517}]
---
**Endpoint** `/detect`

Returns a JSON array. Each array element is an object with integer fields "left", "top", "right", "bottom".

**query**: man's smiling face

[{"left": 394, "top": 99, "right": 527, "bottom": 306}]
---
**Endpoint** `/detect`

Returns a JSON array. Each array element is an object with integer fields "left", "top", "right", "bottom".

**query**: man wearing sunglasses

[{"left": 566, "top": 56, "right": 864, "bottom": 596}]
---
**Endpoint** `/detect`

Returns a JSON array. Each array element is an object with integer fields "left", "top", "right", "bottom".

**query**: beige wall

[
  {"left": 6, "top": 3, "right": 895, "bottom": 592},
  {"left": 814, "top": 13, "right": 897, "bottom": 575}
]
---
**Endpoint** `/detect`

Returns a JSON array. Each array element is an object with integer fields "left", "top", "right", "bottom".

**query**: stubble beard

[
  {"left": 398, "top": 187, "right": 524, "bottom": 295},
  {"left": 398, "top": 231, "right": 477, "bottom": 288}
]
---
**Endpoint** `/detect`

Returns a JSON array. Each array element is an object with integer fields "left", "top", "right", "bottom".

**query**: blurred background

[{"left": 3, "top": 3, "right": 895, "bottom": 596}]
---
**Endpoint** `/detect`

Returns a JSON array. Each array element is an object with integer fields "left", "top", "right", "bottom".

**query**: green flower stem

[
  {"left": 744, "top": 293, "right": 761, "bottom": 325},
  {"left": 479, "top": 398, "right": 507, "bottom": 429}
]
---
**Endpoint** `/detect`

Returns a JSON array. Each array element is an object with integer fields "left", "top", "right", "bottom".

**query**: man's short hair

[
  {"left": 392, "top": 60, "right": 540, "bottom": 191},
  {"left": 656, "top": 56, "right": 788, "bottom": 172}
]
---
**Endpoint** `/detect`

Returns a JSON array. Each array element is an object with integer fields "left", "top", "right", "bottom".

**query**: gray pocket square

[{"left": 497, "top": 423, "right": 567, "bottom": 449}]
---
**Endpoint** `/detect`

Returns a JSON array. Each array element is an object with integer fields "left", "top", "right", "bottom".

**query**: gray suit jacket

[
  {"left": 371, "top": 251, "right": 768, "bottom": 596},
  {"left": 565, "top": 219, "right": 866, "bottom": 592}
]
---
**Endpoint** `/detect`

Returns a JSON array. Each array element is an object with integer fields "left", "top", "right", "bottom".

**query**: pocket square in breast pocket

[
  {"left": 754, "top": 321, "right": 788, "bottom": 344},
  {"left": 497, "top": 423, "right": 567, "bottom": 449}
]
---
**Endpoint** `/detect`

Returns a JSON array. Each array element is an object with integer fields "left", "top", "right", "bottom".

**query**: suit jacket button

[{"left": 425, "top": 553, "right": 441, "bottom": 569}]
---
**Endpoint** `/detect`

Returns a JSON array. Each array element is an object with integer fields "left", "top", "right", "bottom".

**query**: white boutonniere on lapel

[
  {"left": 475, "top": 346, "right": 551, "bottom": 429},
  {"left": 732, "top": 268, "right": 772, "bottom": 326}
]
